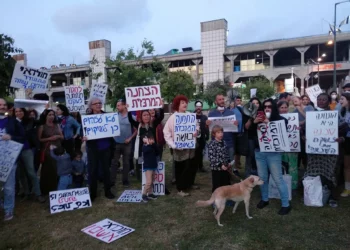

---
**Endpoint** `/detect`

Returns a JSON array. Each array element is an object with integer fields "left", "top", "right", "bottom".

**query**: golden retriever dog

[{"left": 196, "top": 175, "right": 264, "bottom": 226}]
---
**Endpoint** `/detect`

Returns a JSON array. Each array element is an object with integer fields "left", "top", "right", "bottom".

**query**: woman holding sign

[
  {"left": 254, "top": 98, "right": 291, "bottom": 215},
  {"left": 163, "top": 95, "right": 201, "bottom": 197}
]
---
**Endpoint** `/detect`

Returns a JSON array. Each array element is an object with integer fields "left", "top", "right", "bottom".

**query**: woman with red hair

[{"left": 163, "top": 95, "right": 201, "bottom": 197}]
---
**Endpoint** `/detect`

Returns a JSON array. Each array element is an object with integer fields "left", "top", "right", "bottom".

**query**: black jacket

[
  {"left": 5, "top": 117, "right": 26, "bottom": 144},
  {"left": 195, "top": 112, "right": 209, "bottom": 144}
]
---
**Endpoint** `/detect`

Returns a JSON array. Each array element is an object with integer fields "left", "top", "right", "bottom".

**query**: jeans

[
  {"left": 57, "top": 174, "right": 72, "bottom": 191},
  {"left": 245, "top": 139, "right": 257, "bottom": 178},
  {"left": 227, "top": 146, "right": 234, "bottom": 162},
  {"left": 110, "top": 143, "right": 132, "bottom": 183},
  {"left": 4, "top": 164, "right": 18, "bottom": 214},
  {"left": 18, "top": 149, "right": 41, "bottom": 196},
  {"left": 255, "top": 151, "right": 290, "bottom": 207}
]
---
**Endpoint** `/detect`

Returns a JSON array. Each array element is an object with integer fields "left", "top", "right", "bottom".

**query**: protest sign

[
  {"left": 14, "top": 99, "right": 48, "bottom": 115},
  {"left": 208, "top": 115, "right": 237, "bottom": 132},
  {"left": 257, "top": 120, "right": 290, "bottom": 152},
  {"left": 90, "top": 82, "right": 108, "bottom": 104},
  {"left": 142, "top": 162, "right": 165, "bottom": 195},
  {"left": 49, "top": 188, "right": 91, "bottom": 214},
  {"left": 250, "top": 88, "right": 257, "bottom": 98},
  {"left": 64, "top": 86, "right": 85, "bottom": 112},
  {"left": 306, "top": 111, "right": 338, "bottom": 155},
  {"left": 0, "top": 140, "right": 23, "bottom": 182},
  {"left": 10, "top": 63, "right": 49, "bottom": 93},
  {"left": 81, "top": 219, "right": 135, "bottom": 243},
  {"left": 125, "top": 85, "right": 162, "bottom": 111},
  {"left": 82, "top": 113, "right": 120, "bottom": 140},
  {"left": 117, "top": 190, "right": 142, "bottom": 203},
  {"left": 174, "top": 113, "right": 196, "bottom": 149},
  {"left": 281, "top": 113, "right": 301, "bottom": 152},
  {"left": 305, "top": 84, "right": 322, "bottom": 107}
]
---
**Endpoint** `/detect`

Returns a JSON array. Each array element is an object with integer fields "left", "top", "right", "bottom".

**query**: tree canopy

[{"left": 240, "top": 75, "right": 275, "bottom": 100}]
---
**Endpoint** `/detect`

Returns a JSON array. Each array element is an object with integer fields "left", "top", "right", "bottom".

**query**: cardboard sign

[
  {"left": 257, "top": 120, "right": 290, "bottom": 152},
  {"left": 10, "top": 63, "right": 49, "bottom": 93},
  {"left": 142, "top": 161, "right": 165, "bottom": 195},
  {"left": 117, "top": 190, "right": 142, "bottom": 203},
  {"left": 64, "top": 86, "right": 85, "bottom": 112},
  {"left": 281, "top": 113, "right": 301, "bottom": 152},
  {"left": 49, "top": 188, "right": 91, "bottom": 214},
  {"left": 125, "top": 85, "right": 162, "bottom": 111},
  {"left": 250, "top": 88, "right": 257, "bottom": 98},
  {"left": 81, "top": 219, "right": 135, "bottom": 243},
  {"left": 306, "top": 111, "right": 338, "bottom": 155},
  {"left": 82, "top": 113, "right": 120, "bottom": 140},
  {"left": 90, "top": 82, "right": 108, "bottom": 104},
  {"left": 208, "top": 115, "right": 238, "bottom": 132},
  {"left": 174, "top": 113, "right": 196, "bottom": 149},
  {"left": 0, "top": 140, "right": 23, "bottom": 182},
  {"left": 14, "top": 99, "right": 48, "bottom": 115},
  {"left": 305, "top": 84, "right": 322, "bottom": 107}
]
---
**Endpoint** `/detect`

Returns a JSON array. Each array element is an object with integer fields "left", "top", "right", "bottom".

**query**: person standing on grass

[
  {"left": 231, "top": 96, "right": 244, "bottom": 170},
  {"left": 0, "top": 98, "right": 26, "bottom": 221},
  {"left": 141, "top": 132, "right": 159, "bottom": 202},
  {"left": 50, "top": 145, "right": 73, "bottom": 190},
  {"left": 72, "top": 151, "right": 87, "bottom": 188},
  {"left": 163, "top": 95, "right": 201, "bottom": 197},
  {"left": 194, "top": 100, "right": 209, "bottom": 173}
]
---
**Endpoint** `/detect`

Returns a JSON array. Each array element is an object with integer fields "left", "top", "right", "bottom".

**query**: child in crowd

[
  {"left": 142, "top": 132, "right": 159, "bottom": 202},
  {"left": 50, "top": 145, "right": 72, "bottom": 191},
  {"left": 72, "top": 151, "right": 87, "bottom": 188},
  {"left": 208, "top": 125, "right": 234, "bottom": 193}
]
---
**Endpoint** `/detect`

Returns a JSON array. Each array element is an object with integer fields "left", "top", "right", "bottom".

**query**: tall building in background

[{"left": 89, "top": 39, "right": 111, "bottom": 83}]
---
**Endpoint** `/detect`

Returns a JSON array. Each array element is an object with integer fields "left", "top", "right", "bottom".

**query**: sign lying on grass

[
  {"left": 257, "top": 120, "right": 290, "bottom": 152},
  {"left": 82, "top": 113, "right": 120, "bottom": 140},
  {"left": 49, "top": 187, "right": 91, "bottom": 214},
  {"left": 0, "top": 140, "right": 23, "bottom": 182},
  {"left": 306, "top": 111, "right": 338, "bottom": 155},
  {"left": 90, "top": 82, "right": 108, "bottom": 104},
  {"left": 208, "top": 115, "right": 238, "bottom": 132},
  {"left": 10, "top": 63, "right": 49, "bottom": 93},
  {"left": 142, "top": 161, "right": 165, "bottom": 195},
  {"left": 281, "top": 113, "right": 300, "bottom": 152},
  {"left": 174, "top": 113, "right": 196, "bottom": 149},
  {"left": 117, "top": 190, "right": 142, "bottom": 203},
  {"left": 81, "top": 219, "right": 135, "bottom": 243},
  {"left": 64, "top": 86, "right": 85, "bottom": 112},
  {"left": 125, "top": 85, "right": 162, "bottom": 111}
]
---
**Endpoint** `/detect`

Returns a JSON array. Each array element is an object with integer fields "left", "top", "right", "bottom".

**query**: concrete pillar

[
  {"left": 192, "top": 59, "right": 201, "bottom": 82},
  {"left": 65, "top": 73, "right": 71, "bottom": 86},
  {"left": 295, "top": 46, "right": 310, "bottom": 65},
  {"left": 264, "top": 50, "right": 278, "bottom": 68},
  {"left": 227, "top": 55, "right": 238, "bottom": 82}
]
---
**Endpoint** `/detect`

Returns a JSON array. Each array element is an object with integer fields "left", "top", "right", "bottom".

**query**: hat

[
  {"left": 195, "top": 100, "right": 203, "bottom": 107},
  {"left": 342, "top": 83, "right": 350, "bottom": 89}
]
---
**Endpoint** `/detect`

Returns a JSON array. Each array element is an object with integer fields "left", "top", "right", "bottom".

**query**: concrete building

[{"left": 13, "top": 18, "right": 350, "bottom": 102}]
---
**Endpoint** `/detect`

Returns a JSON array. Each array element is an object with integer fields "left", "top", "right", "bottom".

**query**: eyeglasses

[
  {"left": 92, "top": 102, "right": 102, "bottom": 105},
  {"left": 264, "top": 105, "right": 272, "bottom": 109}
]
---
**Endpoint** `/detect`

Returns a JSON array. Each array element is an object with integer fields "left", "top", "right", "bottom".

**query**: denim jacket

[{"left": 60, "top": 116, "right": 81, "bottom": 140}]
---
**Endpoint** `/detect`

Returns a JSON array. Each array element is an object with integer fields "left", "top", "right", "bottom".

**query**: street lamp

[
  {"left": 333, "top": 0, "right": 350, "bottom": 90},
  {"left": 327, "top": 40, "right": 334, "bottom": 45}
]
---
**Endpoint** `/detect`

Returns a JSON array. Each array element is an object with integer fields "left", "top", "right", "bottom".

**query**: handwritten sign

[
  {"left": 0, "top": 140, "right": 23, "bottom": 182},
  {"left": 49, "top": 188, "right": 91, "bottom": 214},
  {"left": 174, "top": 113, "right": 196, "bottom": 149},
  {"left": 117, "top": 190, "right": 142, "bottom": 203},
  {"left": 82, "top": 113, "right": 120, "bottom": 140},
  {"left": 10, "top": 63, "right": 49, "bottom": 93},
  {"left": 142, "top": 162, "right": 165, "bottom": 195},
  {"left": 305, "top": 84, "right": 322, "bottom": 107},
  {"left": 306, "top": 111, "right": 338, "bottom": 155},
  {"left": 64, "top": 86, "right": 85, "bottom": 112},
  {"left": 208, "top": 115, "right": 237, "bottom": 132},
  {"left": 125, "top": 85, "right": 162, "bottom": 111},
  {"left": 90, "top": 82, "right": 108, "bottom": 104},
  {"left": 81, "top": 219, "right": 135, "bottom": 244},
  {"left": 14, "top": 99, "right": 48, "bottom": 115},
  {"left": 281, "top": 113, "right": 301, "bottom": 152},
  {"left": 257, "top": 120, "right": 290, "bottom": 152}
]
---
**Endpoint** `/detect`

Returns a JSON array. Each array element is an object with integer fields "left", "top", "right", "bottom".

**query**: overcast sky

[{"left": 1, "top": 0, "right": 350, "bottom": 68}]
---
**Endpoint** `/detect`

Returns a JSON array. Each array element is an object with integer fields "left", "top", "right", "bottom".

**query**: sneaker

[
  {"left": 129, "top": 170, "right": 135, "bottom": 176},
  {"left": 329, "top": 199, "right": 338, "bottom": 208},
  {"left": 177, "top": 191, "right": 190, "bottom": 197},
  {"left": 340, "top": 190, "right": 350, "bottom": 197},
  {"left": 4, "top": 212, "right": 13, "bottom": 221},
  {"left": 278, "top": 206, "right": 292, "bottom": 215},
  {"left": 105, "top": 191, "right": 115, "bottom": 199},
  {"left": 142, "top": 195, "right": 149, "bottom": 203},
  {"left": 36, "top": 195, "right": 46, "bottom": 203},
  {"left": 257, "top": 200, "right": 269, "bottom": 209},
  {"left": 147, "top": 194, "right": 158, "bottom": 200}
]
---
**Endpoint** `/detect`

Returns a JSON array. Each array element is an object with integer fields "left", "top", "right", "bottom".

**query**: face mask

[
  {"left": 265, "top": 112, "right": 271, "bottom": 119},
  {"left": 217, "top": 106, "right": 225, "bottom": 111},
  {"left": 316, "top": 107, "right": 324, "bottom": 111},
  {"left": 331, "top": 95, "right": 337, "bottom": 100}
]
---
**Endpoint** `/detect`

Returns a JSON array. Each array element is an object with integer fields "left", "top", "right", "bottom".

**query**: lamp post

[{"left": 333, "top": 0, "right": 350, "bottom": 90}]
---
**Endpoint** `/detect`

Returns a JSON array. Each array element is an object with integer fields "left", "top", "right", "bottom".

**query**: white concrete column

[
  {"left": 264, "top": 50, "right": 278, "bottom": 68},
  {"left": 295, "top": 46, "right": 310, "bottom": 65}
]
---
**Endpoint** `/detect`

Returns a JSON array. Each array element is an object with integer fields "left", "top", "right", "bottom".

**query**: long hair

[
  {"left": 140, "top": 110, "right": 152, "bottom": 127},
  {"left": 57, "top": 104, "right": 70, "bottom": 116},
  {"left": 340, "top": 93, "right": 350, "bottom": 117},
  {"left": 249, "top": 97, "right": 263, "bottom": 111},
  {"left": 39, "top": 109, "right": 57, "bottom": 125},
  {"left": 13, "top": 107, "right": 29, "bottom": 124},
  {"left": 262, "top": 98, "right": 281, "bottom": 121}
]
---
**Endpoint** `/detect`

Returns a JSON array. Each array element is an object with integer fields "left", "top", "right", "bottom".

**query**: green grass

[{"left": 0, "top": 149, "right": 349, "bottom": 250}]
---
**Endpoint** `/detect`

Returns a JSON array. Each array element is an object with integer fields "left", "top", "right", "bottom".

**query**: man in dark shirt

[{"left": 194, "top": 101, "right": 209, "bottom": 172}]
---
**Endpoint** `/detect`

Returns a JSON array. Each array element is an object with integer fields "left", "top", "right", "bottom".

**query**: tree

[
  {"left": 201, "top": 78, "right": 231, "bottom": 107},
  {"left": 241, "top": 75, "right": 275, "bottom": 100},
  {"left": 0, "top": 34, "right": 23, "bottom": 97},
  {"left": 159, "top": 70, "right": 196, "bottom": 103},
  {"left": 106, "top": 39, "right": 164, "bottom": 106}
]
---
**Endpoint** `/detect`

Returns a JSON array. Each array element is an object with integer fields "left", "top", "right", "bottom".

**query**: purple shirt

[{"left": 97, "top": 138, "right": 111, "bottom": 151}]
